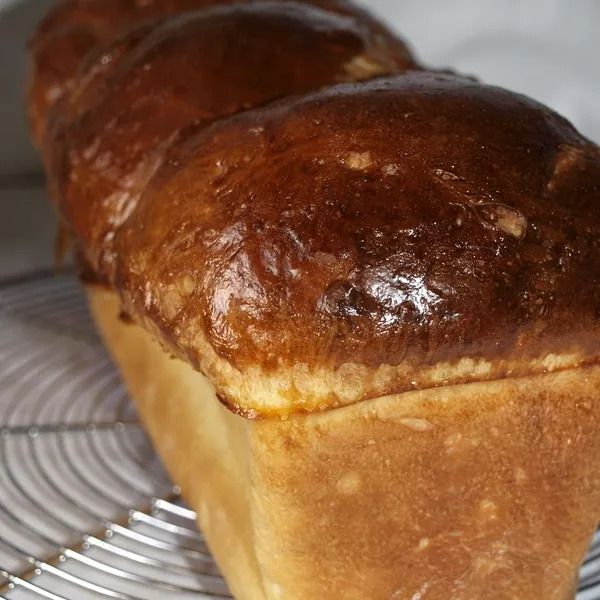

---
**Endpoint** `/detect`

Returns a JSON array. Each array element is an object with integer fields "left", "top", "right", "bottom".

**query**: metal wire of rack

[
  {"left": 0, "top": 274, "right": 231, "bottom": 599},
  {"left": 0, "top": 274, "right": 599, "bottom": 599}
]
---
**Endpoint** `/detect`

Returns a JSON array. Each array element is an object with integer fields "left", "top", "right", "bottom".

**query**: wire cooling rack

[
  {"left": 0, "top": 274, "right": 599, "bottom": 599},
  {"left": 0, "top": 274, "right": 230, "bottom": 599}
]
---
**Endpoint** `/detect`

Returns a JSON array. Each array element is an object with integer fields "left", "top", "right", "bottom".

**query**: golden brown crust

[
  {"left": 115, "top": 72, "right": 600, "bottom": 415},
  {"left": 89, "top": 287, "right": 600, "bottom": 600},
  {"left": 28, "top": 0, "right": 416, "bottom": 146},
  {"left": 43, "top": 2, "right": 415, "bottom": 281}
]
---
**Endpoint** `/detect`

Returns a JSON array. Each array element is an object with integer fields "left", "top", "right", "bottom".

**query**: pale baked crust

[{"left": 90, "top": 286, "right": 600, "bottom": 600}]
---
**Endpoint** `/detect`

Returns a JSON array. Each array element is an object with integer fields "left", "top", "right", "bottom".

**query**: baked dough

[
  {"left": 28, "top": 0, "right": 415, "bottom": 145},
  {"left": 27, "top": 2, "right": 600, "bottom": 598},
  {"left": 40, "top": 2, "right": 416, "bottom": 281},
  {"left": 114, "top": 73, "right": 600, "bottom": 416},
  {"left": 90, "top": 286, "right": 600, "bottom": 600}
]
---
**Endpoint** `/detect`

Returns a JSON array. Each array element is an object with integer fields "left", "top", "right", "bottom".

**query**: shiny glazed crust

[
  {"left": 40, "top": 2, "right": 416, "bottom": 281},
  {"left": 115, "top": 73, "right": 600, "bottom": 416},
  {"left": 33, "top": 2, "right": 600, "bottom": 417},
  {"left": 89, "top": 287, "right": 600, "bottom": 600},
  {"left": 28, "top": 0, "right": 416, "bottom": 146}
]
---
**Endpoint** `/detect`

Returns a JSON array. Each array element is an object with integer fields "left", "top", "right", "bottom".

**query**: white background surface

[{"left": 0, "top": 0, "right": 599, "bottom": 278}]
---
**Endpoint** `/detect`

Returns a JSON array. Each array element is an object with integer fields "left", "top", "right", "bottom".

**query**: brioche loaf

[
  {"left": 28, "top": 0, "right": 415, "bottom": 145},
  {"left": 42, "top": 2, "right": 416, "bottom": 281},
  {"left": 28, "top": 1, "right": 600, "bottom": 599},
  {"left": 90, "top": 286, "right": 600, "bottom": 600},
  {"left": 114, "top": 72, "right": 600, "bottom": 417}
]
